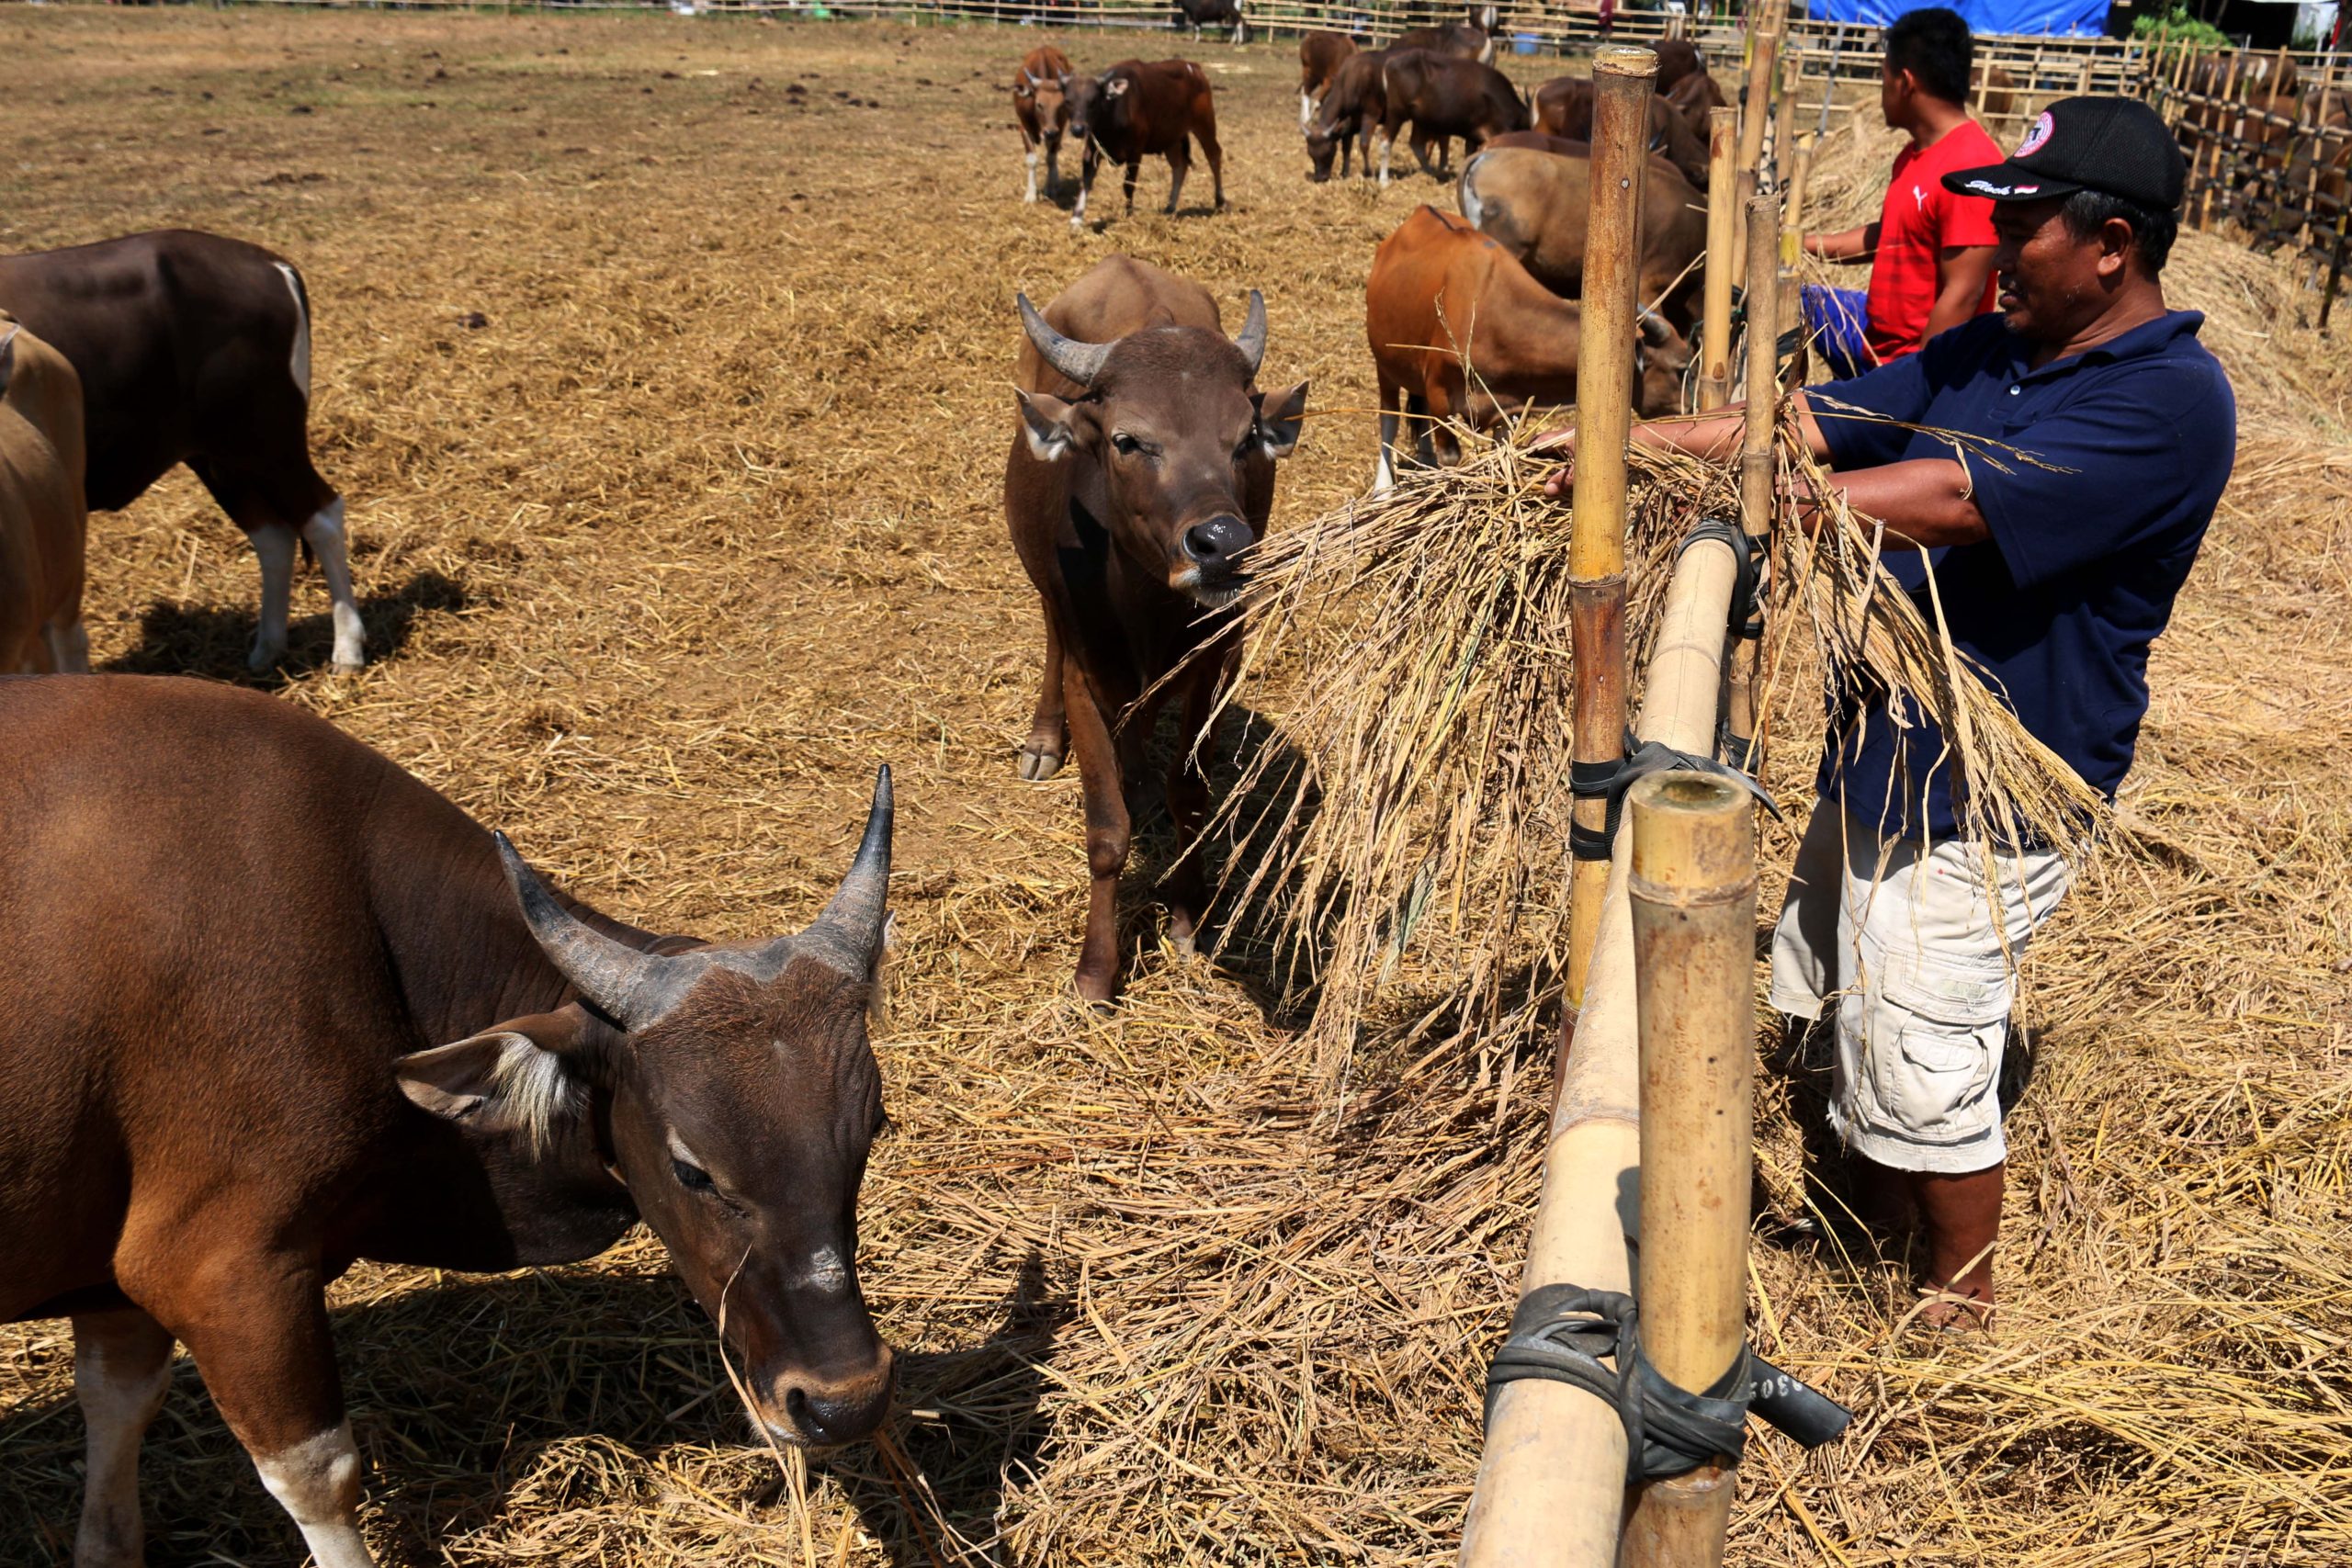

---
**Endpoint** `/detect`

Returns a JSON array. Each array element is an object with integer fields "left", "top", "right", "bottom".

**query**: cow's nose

[
  {"left": 781, "top": 1352, "right": 895, "bottom": 1447},
  {"left": 1183, "top": 515, "right": 1254, "bottom": 568}
]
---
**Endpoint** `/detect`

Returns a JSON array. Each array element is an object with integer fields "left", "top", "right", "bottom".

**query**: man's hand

[{"left": 1532, "top": 424, "right": 1577, "bottom": 498}]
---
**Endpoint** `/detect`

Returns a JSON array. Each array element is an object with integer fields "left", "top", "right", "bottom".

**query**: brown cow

[
  {"left": 1457, "top": 144, "right": 1711, "bottom": 333},
  {"left": 1654, "top": 37, "right": 1705, "bottom": 95},
  {"left": 0, "top": 231, "right": 364, "bottom": 673},
  {"left": 1306, "top": 47, "right": 1391, "bottom": 181},
  {"left": 1663, "top": 67, "right": 1727, "bottom": 141},
  {"left": 0, "top": 674, "right": 899, "bottom": 1566},
  {"left": 1393, "top": 22, "right": 1496, "bottom": 65},
  {"left": 0, "top": 314, "right": 88, "bottom": 673},
  {"left": 1533, "top": 75, "right": 1711, "bottom": 189},
  {"left": 1300, "top": 29, "right": 1358, "bottom": 130},
  {"left": 1367, "top": 206, "right": 1689, "bottom": 489},
  {"left": 1004, "top": 258, "right": 1307, "bottom": 1004},
  {"left": 1014, "top": 45, "right": 1075, "bottom": 204},
  {"left": 1375, "top": 49, "right": 1532, "bottom": 187},
  {"left": 1062, "top": 59, "right": 1227, "bottom": 231}
]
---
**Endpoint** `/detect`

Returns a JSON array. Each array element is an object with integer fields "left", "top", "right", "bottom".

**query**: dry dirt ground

[{"left": 2, "top": 8, "right": 2348, "bottom": 1567}]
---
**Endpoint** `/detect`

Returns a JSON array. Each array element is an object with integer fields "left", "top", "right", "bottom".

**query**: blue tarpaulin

[{"left": 1802, "top": 0, "right": 2112, "bottom": 37}]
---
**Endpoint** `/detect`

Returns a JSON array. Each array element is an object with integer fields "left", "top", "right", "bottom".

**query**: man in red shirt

[{"left": 1801, "top": 7, "right": 2001, "bottom": 378}]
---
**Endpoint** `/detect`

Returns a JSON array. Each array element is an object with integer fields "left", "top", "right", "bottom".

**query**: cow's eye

[
  {"left": 1111, "top": 433, "right": 1144, "bottom": 457},
  {"left": 1235, "top": 434, "right": 1256, "bottom": 462},
  {"left": 672, "top": 1157, "right": 716, "bottom": 1194}
]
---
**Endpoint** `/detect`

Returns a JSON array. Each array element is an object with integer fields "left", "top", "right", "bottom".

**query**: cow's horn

[
  {"left": 799, "top": 764, "right": 894, "bottom": 976},
  {"left": 1018, "top": 293, "right": 1112, "bottom": 388},
  {"left": 499, "top": 834, "right": 695, "bottom": 1030},
  {"left": 1636, "top": 308, "right": 1673, "bottom": 348},
  {"left": 1233, "top": 290, "right": 1268, "bottom": 376}
]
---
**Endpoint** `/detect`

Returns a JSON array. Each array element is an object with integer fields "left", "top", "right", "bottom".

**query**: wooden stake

[
  {"left": 1724, "top": 192, "right": 1779, "bottom": 763},
  {"left": 1616, "top": 770, "right": 1758, "bottom": 1568},
  {"left": 1566, "top": 43, "right": 1659, "bottom": 1010},
  {"left": 1780, "top": 137, "right": 1812, "bottom": 274},
  {"left": 1771, "top": 52, "right": 1798, "bottom": 190},
  {"left": 1697, "top": 107, "right": 1738, "bottom": 413},
  {"left": 1736, "top": 26, "right": 1776, "bottom": 194}
]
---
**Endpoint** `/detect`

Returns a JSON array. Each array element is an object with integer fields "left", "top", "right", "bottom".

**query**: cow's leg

[
  {"left": 1198, "top": 123, "right": 1227, "bottom": 210},
  {"left": 1163, "top": 664, "right": 1223, "bottom": 957},
  {"left": 1071, "top": 145, "right": 1093, "bottom": 231},
  {"left": 300, "top": 496, "right": 367, "bottom": 673},
  {"left": 71, "top": 1307, "right": 175, "bottom": 1568},
  {"left": 1301, "top": 89, "right": 1314, "bottom": 132},
  {"left": 1122, "top": 159, "right": 1142, "bottom": 217},
  {"left": 1374, "top": 379, "right": 1402, "bottom": 494},
  {"left": 1165, "top": 144, "right": 1192, "bottom": 215},
  {"left": 1061, "top": 661, "right": 1132, "bottom": 1006},
  {"left": 156, "top": 1259, "right": 375, "bottom": 1567},
  {"left": 42, "top": 608, "right": 89, "bottom": 674},
  {"left": 1377, "top": 118, "right": 1397, "bottom": 188},
  {"left": 1045, "top": 130, "right": 1062, "bottom": 198},
  {"left": 1020, "top": 599, "right": 1069, "bottom": 781},
  {"left": 247, "top": 523, "right": 299, "bottom": 672},
  {"left": 1024, "top": 140, "right": 1041, "bottom": 203}
]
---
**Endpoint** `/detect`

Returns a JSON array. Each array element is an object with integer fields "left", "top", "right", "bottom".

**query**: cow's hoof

[
  {"left": 1017, "top": 746, "right": 1064, "bottom": 782},
  {"left": 246, "top": 641, "right": 286, "bottom": 673},
  {"left": 1170, "top": 929, "right": 1199, "bottom": 961},
  {"left": 1074, "top": 971, "right": 1120, "bottom": 1010}
]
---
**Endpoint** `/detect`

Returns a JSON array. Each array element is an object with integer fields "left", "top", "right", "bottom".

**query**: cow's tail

[{"left": 274, "top": 260, "right": 313, "bottom": 408}]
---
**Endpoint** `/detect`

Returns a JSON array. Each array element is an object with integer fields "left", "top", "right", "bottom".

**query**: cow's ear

[
  {"left": 1016, "top": 389, "right": 1092, "bottom": 462},
  {"left": 1252, "top": 380, "right": 1309, "bottom": 458},
  {"left": 1104, "top": 76, "right": 1131, "bottom": 96},
  {"left": 394, "top": 1009, "right": 594, "bottom": 1136}
]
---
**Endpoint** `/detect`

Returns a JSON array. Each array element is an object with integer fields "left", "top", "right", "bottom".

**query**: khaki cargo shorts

[{"left": 1767, "top": 806, "right": 2070, "bottom": 1175}]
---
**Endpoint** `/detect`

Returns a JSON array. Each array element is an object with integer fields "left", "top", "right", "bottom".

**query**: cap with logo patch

[{"left": 1939, "top": 96, "right": 2188, "bottom": 210}]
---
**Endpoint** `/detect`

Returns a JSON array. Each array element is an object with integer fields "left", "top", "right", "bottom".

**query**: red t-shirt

[{"left": 1863, "top": 119, "right": 2001, "bottom": 364}]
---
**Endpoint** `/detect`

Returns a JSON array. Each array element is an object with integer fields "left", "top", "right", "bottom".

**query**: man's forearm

[
  {"left": 1633, "top": 392, "right": 1833, "bottom": 464},
  {"left": 1804, "top": 457, "right": 1989, "bottom": 547},
  {"left": 1804, "top": 223, "right": 1879, "bottom": 263}
]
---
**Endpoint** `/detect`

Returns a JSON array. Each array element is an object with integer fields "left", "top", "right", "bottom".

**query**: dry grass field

[{"left": 1, "top": 7, "right": 2347, "bottom": 1566}]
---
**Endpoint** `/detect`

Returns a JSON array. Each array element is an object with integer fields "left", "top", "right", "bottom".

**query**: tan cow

[
  {"left": 1457, "top": 144, "right": 1711, "bottom": 334},
  {"left": 1366, "top": 206, "right": 1688, "bottom": 490},
  {"left": 1014, "top": 45, "right": 1077, "bottom": 204},
  {"left": 0, "top": 312, "right": 88, "bottom": 674}
]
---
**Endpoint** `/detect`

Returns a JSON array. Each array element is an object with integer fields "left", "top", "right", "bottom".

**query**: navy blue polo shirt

[{"left": 1809, "top": 309, "right": 2235, "bottom": 840}]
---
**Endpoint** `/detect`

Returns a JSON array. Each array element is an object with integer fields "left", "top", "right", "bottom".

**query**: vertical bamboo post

[
  {"left": 1697, "top": 107, "right": 1739, "bottom": 412},
  {"left": 1614, "top": 772, "right": 1758, "bottom": 1568},
  {"left": 1780, "top": 137, "right": 1811, "bottom": 273},
  {"left": 1736, "top": 25, "right": 1777, "bottom": 192},
  {"left": 1723, "top": 192, "right": 1779, "bottom": 765},
  {"left": 1566, "top": 44, "right": 1660, "bottom": 1010},
  {"left": 2199, "top": 51, "right": 2242, "bottom": 231},
  {"left": 1771, "top": 52, "right": 1798, "bottom": 189},
  {"left": 1815, "top": 21, "right": 1844, "bottom": 140}
]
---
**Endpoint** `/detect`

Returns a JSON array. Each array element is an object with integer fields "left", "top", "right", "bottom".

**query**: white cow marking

[
  {"left": 253, "top": 1422, "right": 375, "bottom": 1568},
  {"left": 275, "top": 262, "right": 312, "bottom": 405}
]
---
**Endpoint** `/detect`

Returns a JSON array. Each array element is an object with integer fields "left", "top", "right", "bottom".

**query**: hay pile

[{"left": 0, "top": 17, "right": 2345, "bottom": 1568}]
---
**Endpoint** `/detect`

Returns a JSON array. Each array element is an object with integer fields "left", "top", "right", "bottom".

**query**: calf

[
  {"left": 1393, "top": 22, "right": 1495, "bottom": 65},
  {"left": 1533, "top": 76, "right": 1710, "bottom": 189},
  {"left": 1062, "top": 60, "right": 1227, "bottom": 231},
  {"left": 1663, "top": 67, "right": 1726, "bottom": 141},
  {"left": 1458, "top": 144, "right": 1710, "bottom": 333},
  {"left": 1174, "top": 0, "right": 1246, "bottom": 44},
  {"left": 1366, "top": 205, "right": 1688, "bottom": 490},
  {"left": 1375, "top": 49, "right": 1531, "bottom": 187},
  {"left": 0, "top": 674, "right": 899, "bottom": 1566},
  {"left": 1299, "top": 29, "right": 1358, "bottom": 130},
  {"left": 1014, "top": 45, "right": 1076, "bottom": 203},
  {"left": 0, "top": 314, "right": 89, "bottom": 673},
  {"left": 1306, "top": 47, "right": 1391, "bottom": 180},
  {"left": 0, "top": 231, "right": 365, "bottom": 673},
  {"left": 1004, "top": 257, "right": 1308, "bottom": 1004},
  {"left": 1654, "top": 37, "right": 1705, "bottom": 94}
]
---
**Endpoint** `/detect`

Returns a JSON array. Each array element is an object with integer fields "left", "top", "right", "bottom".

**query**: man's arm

[
  {"left": 1925, "top": 243, "right": 1997, "bottom": 339},
  {"left": 1804, "top": 222, "right": 1881, "bottom": 264}
]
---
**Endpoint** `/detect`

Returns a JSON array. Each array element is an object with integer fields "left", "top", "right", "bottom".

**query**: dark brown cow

[
  {"left": 0, "top": 231, "right": 364, "bottom": 673},
  {"left": 1532, "top": 76, "right": 1711, "bottom": 189},
  {"left": 1663, "top": 67, "right": 1727, "bottom": 141},
  {"left": 1654, "top": 37, "right": 1705, "bottom": 94},
  {"left": 1004, "top": 257, "right": 1307, "bottom": 1004},
  {"left": 1393, "top": 22, "right": 1496, "bottom": 65},
  {"left": 1061, "top": 59, "right": 1226, "bottom": 231},
  {"left": 0, "top": 314, "right": 89, "bottom": 673},
  {"left": 1374, "top": 49, "right": 1531, "bottom": 187},
  {"left": 1367, "top": 206, "right": 1689, "bottom": 490},
  {"left": 1299, "top": 28, "right": 1358, "bottom": 130},
  {"left": 1014, "top": 45, "right": 1076, "bottom": 204},
  {"left": 1458, "top": 143, "right": 1711, "bottom": 333},
  {"left": 1306, "top": 46, "right": 1392, "bottom": 181},
  {"left": 0, "top": 674, "right": 899, "bottom": 1566},
  {"left": 1174, "top": 0, "right": 1247, "bottom": 44}
]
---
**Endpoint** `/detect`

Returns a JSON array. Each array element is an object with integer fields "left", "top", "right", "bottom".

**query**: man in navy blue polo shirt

[{"left": 1542, "top": 97, "right": 2234, "bottom": 1326}]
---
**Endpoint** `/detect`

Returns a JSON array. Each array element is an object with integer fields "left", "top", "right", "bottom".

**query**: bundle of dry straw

[{"left": 1199, "top": 408, "right": 2113, "bottom": 1076}]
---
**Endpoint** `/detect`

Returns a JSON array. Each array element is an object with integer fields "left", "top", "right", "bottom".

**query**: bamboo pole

[
  {"left": 1736, "top": 25, "right": 1777, "bottom": 195},
  {"left": 1615, "top": 772, "right": 1758, "bottom": 1568},
  {"left": 1770, "top": 52, "right": 1798, "bottom": 190},
  {"left": 1461, "top": 520, "right": 1746, "bottom": 1568},
  {"left": 1780, "top": 137, "right": 1812, "bottom": 274},
  {"left": 2199, "top": 50, "right": 2242, "bottom": 231},
  {"left": 1697, "top": 107, "right": 1739, "bottom": 412},
  {"left": 1566, "top": 44, "right": 1660, "bottom": 1008},
  {"left": 1723, "top": 192, "right": 1778, "bottom": 764}
]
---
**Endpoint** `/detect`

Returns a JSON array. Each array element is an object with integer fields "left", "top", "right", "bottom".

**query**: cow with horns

[
  {"left": 0, "top": 675, "right": 899, "bottom": 1567},
  {"left": 1004, "top": 258, "right": 1308, "bottom": 1004},
  {"left": 0, "top": 231, "right": 366, "bottom": 673},
  {"left": 1013, "top": 45, "right": 1076, "bottom": 204},
  {"left": 1061, "top": 59, "right": 1227, "bottom": 232}
]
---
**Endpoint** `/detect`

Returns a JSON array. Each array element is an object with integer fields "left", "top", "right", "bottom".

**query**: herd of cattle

[{"left": 0, "top": 17, "right": 1736, "bottom": 1564}]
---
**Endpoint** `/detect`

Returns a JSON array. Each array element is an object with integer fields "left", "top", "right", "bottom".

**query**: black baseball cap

[{"left": 1940, "top": 96, "right": 2188, "bottom": 210}]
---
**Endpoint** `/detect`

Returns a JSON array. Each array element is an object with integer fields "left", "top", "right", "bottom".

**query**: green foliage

[{"left": 2132, "top": 7, "right": 2230, "bottom": 48}]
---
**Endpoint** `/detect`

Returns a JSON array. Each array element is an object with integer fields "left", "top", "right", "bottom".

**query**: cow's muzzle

[
  {"left": 1176, "top": 514, "right": 1255, "bottom": 605},
  {"left": 762, "top": 1345, "right": 896, "bottom": 1448}
]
